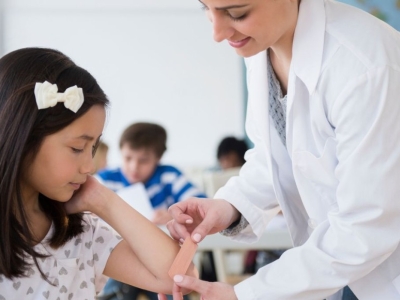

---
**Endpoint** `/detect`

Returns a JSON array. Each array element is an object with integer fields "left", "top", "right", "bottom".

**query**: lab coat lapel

[
  {"left": 246, "top": 52, "right": 286, "bottom": 214},
  {"left": 247, "top": 52, "right": 310, "bottom": 246},
  {"left": 286, "top": 0, "right": 326, "bottom": 151},
  {"left": 291, "top": 0, "right": 325, "bottom": 95},
  {"left": 247, "top": 52, "right": 271, "bottom": 162}
]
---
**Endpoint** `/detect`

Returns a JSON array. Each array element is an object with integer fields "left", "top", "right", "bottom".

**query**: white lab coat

[{"left": 214, "top": 0, "right": 400, "bottom": 299}]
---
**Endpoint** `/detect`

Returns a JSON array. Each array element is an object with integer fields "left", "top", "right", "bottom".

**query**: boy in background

[
  {"left": 98, "top": 122, "right": 205, "bottom": 224},
  {"left": 97, "top": 122, "right": 204, "bottom": 300}
]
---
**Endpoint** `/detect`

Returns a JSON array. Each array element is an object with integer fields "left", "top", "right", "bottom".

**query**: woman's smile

[{"left": 228, "top": 37, "right": 250, "bottom": 48}]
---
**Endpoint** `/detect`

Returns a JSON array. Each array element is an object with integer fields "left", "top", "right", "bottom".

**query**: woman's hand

[
  {"left": 158, "top": 276, "right": 238, "bottom": 300},
  {"left": 166, "top": 198, "right": 240, "bottom": 243},
  {"left": 158, "top": 283, "right": 183, "bottom": 300}
]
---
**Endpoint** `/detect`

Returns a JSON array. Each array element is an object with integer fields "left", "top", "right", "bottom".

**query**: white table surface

[
  {"left": 197, "top": 228, "right": 293, "bottom": 251},
  {"left": 162, "top": 227, "right": 293, "bottom": 282}
]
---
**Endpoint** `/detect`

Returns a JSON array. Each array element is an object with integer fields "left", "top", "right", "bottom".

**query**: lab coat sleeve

[
  {"left": 214, "top": 58, "right": 281, "bottom": 243},
  {"left": 234, "top": 66, "right": 400, "bottom": 299}
]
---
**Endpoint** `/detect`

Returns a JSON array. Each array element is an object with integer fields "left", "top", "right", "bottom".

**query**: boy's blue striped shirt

[{"left": 97, "top": 165, "right": 206, "bottom": 208}]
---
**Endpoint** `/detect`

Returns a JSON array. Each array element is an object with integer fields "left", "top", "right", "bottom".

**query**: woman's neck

[
  {"left": 269, "top": 23, "right": 296, "bottom": 95},
  {"left": 268, "top": 2, "right": 298, "bottom": 95}
]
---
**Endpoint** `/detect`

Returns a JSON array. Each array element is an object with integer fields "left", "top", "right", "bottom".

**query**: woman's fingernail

[
  {"left": 174, "top": 275, "right": 183, "bottom": 282},
  {"left": 193, "top": 233, "right": 201, "bottom": 242},
  {"left": 186, "top": 219, "right": 193, "bottom": 224},
  {"left": 179, "top": 238, "right": 184, "bottom": 244}
]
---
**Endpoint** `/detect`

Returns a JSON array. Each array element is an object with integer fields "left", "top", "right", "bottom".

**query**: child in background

[
  {"left": 97, "top": 122, "right": 205, "bottom": 300},
  {"left": 217, "top": 137, "right": 248, "bottom": 170},
  {"left": 98, "top": 122, "right": 206, "bottom": 224},
  {"left": 93, "top": 141, "right": 109, "bottom": 173},
  {"left": 0, "top": 48, "right": 196, "bottom": 300}
]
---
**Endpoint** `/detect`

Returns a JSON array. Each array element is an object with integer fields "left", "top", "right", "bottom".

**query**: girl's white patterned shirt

[{"left": 0, "top": 214, "right": 122, "bottom": 300}]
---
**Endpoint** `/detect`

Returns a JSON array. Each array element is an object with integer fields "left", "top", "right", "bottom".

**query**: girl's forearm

[{"left": 92, "top": 188, "right": 181, "bottom": 281}]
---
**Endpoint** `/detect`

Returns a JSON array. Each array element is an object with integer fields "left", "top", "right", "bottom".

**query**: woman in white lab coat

[{"left": 160, "top": 0, "right": 400, "bottom": 299}]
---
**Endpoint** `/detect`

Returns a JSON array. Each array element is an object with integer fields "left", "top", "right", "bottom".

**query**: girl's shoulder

[
  {"left": 78, "top": 213, "right": 122, "bottom": 247},
  {"left": 37, "top": 213, "right": 120, "bottom": 261}
]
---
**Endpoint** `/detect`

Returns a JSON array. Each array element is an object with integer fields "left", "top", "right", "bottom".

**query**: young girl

[{"left": 0, "top": 47, "right": 196, "bottom": 300}]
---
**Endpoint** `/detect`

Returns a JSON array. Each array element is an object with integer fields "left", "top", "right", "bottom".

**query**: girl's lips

[
  {"left": 228, "top": 37, "right": 250, "bottom": 48},
  {"left": 70, "top": 183, "right": 81, "bottom": 190}
]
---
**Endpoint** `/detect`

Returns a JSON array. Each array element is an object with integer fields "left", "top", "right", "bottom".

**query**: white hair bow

[{"left": 34, "top": 81, "right": 84, "bottom": 113}]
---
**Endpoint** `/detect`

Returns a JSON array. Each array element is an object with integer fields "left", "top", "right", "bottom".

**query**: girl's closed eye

[{"left": 72, "top": 147, "right": 84, "bottom": 153}]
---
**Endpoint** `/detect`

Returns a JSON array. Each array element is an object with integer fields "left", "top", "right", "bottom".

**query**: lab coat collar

[{"left": 292, "top": 0, "right": 326, "bottom": 95}]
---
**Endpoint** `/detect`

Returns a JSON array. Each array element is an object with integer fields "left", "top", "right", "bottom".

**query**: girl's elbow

[{"left": 186, "top": 263, "right": 199, "bottom": 280}]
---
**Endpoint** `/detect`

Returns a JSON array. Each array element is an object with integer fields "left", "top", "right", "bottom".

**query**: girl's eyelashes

[
  {"left": 72, "top": 147, "right": 84, "bottom": 154},
  {"left": 72, "top": 145, "right": 99, "bottom": 156}
]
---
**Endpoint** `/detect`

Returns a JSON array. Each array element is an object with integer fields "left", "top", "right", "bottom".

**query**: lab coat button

[{"left": 308, "top": 219, "right": 318, "bottom": 229}]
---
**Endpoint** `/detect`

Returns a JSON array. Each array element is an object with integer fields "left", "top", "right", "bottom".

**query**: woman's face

[{"left": 200, "top": 0, "right": 300, "bottom": 57}]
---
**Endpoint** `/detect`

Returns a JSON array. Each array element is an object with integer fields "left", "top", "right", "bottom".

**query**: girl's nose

[{"left": 81, "top": 153, "right": 95, "bottom": 175}]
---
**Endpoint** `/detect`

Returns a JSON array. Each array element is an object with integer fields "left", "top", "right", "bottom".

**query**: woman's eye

[
  {"left": 72, "top": 148, "right": 84, "bottom": 153},
  {"left": 200, "top": 3, "right": 246, "bottom": 22},
  {"left": 228, "top": 13, "right": 247, "bottom": 21}
]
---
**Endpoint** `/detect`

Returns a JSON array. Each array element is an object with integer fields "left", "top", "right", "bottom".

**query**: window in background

[{"left": 338, "top": 0, "right": 400, "bottom": 30}]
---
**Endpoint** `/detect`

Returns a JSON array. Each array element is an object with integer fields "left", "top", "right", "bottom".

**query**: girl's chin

[{"left": 46, "top": 194, "right": 74, "bottom": 203}]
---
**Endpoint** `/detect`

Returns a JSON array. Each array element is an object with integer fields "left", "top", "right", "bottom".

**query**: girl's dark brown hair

[{"left": 0, "top": 48, "right": 109, "bottom": 279}]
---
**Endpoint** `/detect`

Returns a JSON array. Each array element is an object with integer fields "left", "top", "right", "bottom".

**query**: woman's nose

[{"left": 209, "top": 12, "right": 234, "bottom": 43}]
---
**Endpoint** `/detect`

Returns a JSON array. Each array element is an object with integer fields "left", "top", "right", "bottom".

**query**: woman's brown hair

[{"left": 0, "top": 48, "right": 109, "bottom": 279}]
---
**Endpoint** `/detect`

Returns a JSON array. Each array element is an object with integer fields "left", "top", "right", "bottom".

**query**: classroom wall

[{"left": 1, "top": 0, "right": 245, "bottom": 170}]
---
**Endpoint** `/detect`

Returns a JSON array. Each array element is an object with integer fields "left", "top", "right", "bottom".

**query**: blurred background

[
  {"left": 0, "top": 0, "right": 399, "bottom": 171},
  {"left": 0, "top": 0, "right": 246, "bottom": 170},
  {"left": 341, "top": 0, "right": 400, "bottom": 29},
  {"left": 1, "top": 1, "right": 399, "bottom": 299}
]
